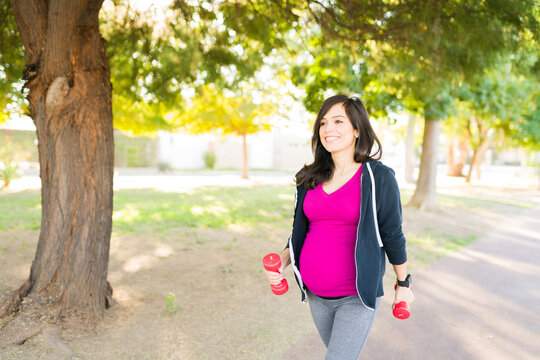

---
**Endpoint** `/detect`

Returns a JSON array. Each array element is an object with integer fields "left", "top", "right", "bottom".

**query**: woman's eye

[
  {"left": 320, "top": 122, "right": 327, "bottom": 126},
  {"left": 336, "top": 120, "right": 343, "bottom": 124}
]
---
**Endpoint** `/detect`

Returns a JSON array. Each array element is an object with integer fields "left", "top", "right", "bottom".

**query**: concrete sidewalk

[{"left": 281, "top": 205, "right": 540, "bottom": 360}]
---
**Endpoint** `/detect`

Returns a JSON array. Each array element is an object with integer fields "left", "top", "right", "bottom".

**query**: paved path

[{"left": 281, "top": 205, "right": 540, "bottom": 360}]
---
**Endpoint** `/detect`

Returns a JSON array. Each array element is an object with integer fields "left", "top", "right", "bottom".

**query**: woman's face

[{"left": 319, "top": 103, "right": 359, "bottom": 157}]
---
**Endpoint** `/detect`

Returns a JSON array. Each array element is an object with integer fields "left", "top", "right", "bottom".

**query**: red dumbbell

[
  {"left": 393, "top": 284, "right": 411, "bottom": 319},
  {"left": 263, "top": 253, "right": 288, "bottom": 295}
]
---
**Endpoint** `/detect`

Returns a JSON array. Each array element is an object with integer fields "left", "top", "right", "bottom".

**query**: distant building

[{"left": 157, "top": 131, "right": 313, "bottom": 171}]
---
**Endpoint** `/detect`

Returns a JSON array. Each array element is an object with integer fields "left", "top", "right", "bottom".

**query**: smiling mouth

[{"left": 325, "top": 136, "right": 339, "bottom": 142}]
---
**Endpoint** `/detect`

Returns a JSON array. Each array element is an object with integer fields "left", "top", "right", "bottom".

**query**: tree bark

[
  {"left": 242, "top": 132, "right": 248, "bottom": 179},
  {"left": 1, "top": 0, "right": 113, "bottom": 345},
  {"left": 404, "top": 113, "right": 416, "bottom": 183},
  {"left": 407, "top": 117, "right": 441, "bottom": 209}
]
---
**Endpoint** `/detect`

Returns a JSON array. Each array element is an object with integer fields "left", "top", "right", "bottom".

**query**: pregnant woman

[{"left": 265, "top": 94, "right": 414, "bottom": 359}]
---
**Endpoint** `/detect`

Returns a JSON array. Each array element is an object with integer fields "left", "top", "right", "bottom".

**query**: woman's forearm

[
  {"left": 392, "top": 262, "right": 408, "bottom": 282},
  {"left": 280, "top": 248, "right": 291, "bottom": 268}
]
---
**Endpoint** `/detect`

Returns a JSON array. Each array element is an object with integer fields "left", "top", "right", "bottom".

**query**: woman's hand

[
  {"left": 393, "top": 285, "right": 414, "bottom": 308},
  {"left": 264, "top": 249, "right": 290, "bottom": 286},
  {"left": 264, "top": 259, "right": 285, "bottom": 286}
]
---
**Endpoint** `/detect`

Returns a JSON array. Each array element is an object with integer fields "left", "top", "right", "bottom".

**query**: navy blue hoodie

[{"left": 285, "top": 160, "right": 407, "bottom": 310}]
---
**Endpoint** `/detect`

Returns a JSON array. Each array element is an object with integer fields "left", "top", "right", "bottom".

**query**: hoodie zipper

[
  {"left": 289, "top": 185, "right": 307, "bottom": 303},
  {"left": 366, "top": 162, "right": 383, "bottom": 247},
  {"left": 354, "top": 162, "right": 379, "bottom": 311}
]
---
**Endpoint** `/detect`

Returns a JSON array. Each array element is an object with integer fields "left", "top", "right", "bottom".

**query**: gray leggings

[{"left": 307, "top": 289, "right": 380, "bottom": 360}]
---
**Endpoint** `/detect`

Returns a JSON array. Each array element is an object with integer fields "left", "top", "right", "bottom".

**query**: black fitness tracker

[{"left": 397, "top": 274, "right": 411, "bottom": 288}]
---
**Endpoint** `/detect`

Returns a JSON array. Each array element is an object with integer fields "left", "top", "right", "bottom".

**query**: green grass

[
  {"left": 112, "top": 186, "right": 294, "bottom": 234},
  {"left": 0, "top": 186, "right": 296, "bottom": 234},
  {"left": 0, "top": 185, "right": 533, "bottom": 267},
  {"left": 0, "top": 190, "right": 42, "bottom": 230},
  {"left": 406, "top": 232, "right": 478, "bottom": 265}
]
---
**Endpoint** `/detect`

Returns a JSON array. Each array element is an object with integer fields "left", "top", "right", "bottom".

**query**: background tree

[
  {"left": 101, "top": 0, "right": 295, "bottom": 135},
  {"left": 443, "top": 110, "right": 469, "bottom": 177},
  {"left": 457, "top": 59, "right": 538, "bottom": 182},
  {"left": 243, "top": 0, "right": 539, "bottom": 208},
  {"left": 496, "top": 42, "right": 540, "bottom": 154},
  {"left": 314, "top": 0, "right": 537, "bottom": 208},
  {"left": 178, "top": 84, "right": 275, "bottom": 179}
]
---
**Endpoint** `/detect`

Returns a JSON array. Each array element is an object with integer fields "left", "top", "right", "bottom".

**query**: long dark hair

[{"left": 296, "top": 95, "right": 382, "bottom": 189}]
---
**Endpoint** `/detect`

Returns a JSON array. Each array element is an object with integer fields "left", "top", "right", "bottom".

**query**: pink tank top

[{"left": 300, "top": 165, "right": 362, "bottom": 297}]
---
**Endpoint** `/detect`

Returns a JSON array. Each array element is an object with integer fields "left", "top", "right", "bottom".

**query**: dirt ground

[{"left": 0, "top": 179, "right": 538, "bottom": 360}]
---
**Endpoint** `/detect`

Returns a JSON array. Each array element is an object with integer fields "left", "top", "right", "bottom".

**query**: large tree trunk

[
  {"left": 404, "top": 113, "right": 416, "bottom": 183},
  {"left": 1, "top": 0, "right": 113, "bottom": 345},
  {"left": 242, "top": 132, "right": 248, "bottom": 179},
  {"left": 407, "top": 117, "right": 441, "bottom": 209}
]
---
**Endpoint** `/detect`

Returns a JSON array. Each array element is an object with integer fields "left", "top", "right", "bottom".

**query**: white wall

[
  {"left": 273, "top": 134, "right": 313, "bottom": 170},
  {"left": 158, "top": 131, "right": 213, "bottom": 169},
  {"left": 210, "top": 133, "right": 274, "bottom": 169},
  {"left": 213, "top": 135, "right": 245, "bottom": 169},
  {"left": 248, "top": 133, "right": 274, "bottom": 168}
]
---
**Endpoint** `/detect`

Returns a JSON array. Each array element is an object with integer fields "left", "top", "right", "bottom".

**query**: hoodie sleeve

[{"left": 376, "top": 167, "right": 407, "bottom": 265}]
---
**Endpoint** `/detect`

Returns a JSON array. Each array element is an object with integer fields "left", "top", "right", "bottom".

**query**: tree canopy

[
  {"left": 178, "top": 84, "right": 274, "bottom": 136},
  {"left": 98, "top": 0, "right": 295, "bottom": 134},
  {"left": 0, "top": 1, "right": 25, "bottom": 122},
  {"left": 2, "top": 0, "right": 538, "bottom": 137},
  {"left": 0, "top": 0, "right": 291, "bottom": 134},
  {"left": 1, "top": 0, "right": 538, "bottom": 158},
  {"left": 278, "top": 0, "right": 539, "bottom": 207}
]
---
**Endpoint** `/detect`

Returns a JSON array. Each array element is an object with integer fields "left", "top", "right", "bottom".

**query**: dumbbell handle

[
  {"left": 263, "top": 253, "right": 288, "bottom": 295},
  {"left": 393, "top": 283, "right": 411, "bottom": 319}
]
